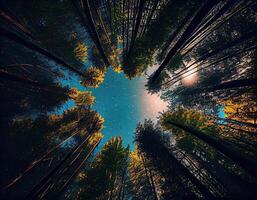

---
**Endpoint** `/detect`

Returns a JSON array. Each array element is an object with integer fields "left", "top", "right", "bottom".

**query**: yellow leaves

[
  {"left": 88, "top": 132, "right": 104, "bottom": 146},
  {"left": 112, "top": 64, "right": 123, "bottom": 73},
  {"left": 97, "top": 113, "right": 105, "bottom": 128},
  {"left": 82, "top": 67, "right": 105, "bottom": 88},
  {"left": 68, "top": 88, "right": 79, "bottom": 99},
  {"left": 75, "top": 91, "right": 95, "bottom": 107},
  {"left": 48, "top": 114, "right": 61, "bottom": 124},
  {"left": 74, "top": 42, "right": 87, "bottom": 63},
  {"left": 129, "top": 146, "right": 141, "bottom": 164},
  {"left": 108, "top": 46, "right": 123, "bottom": 74},
  {"left": 223, "top": 99, "right": 257, "bottom": 124},
  {"left": 69, "top": 88, "right": 95, "bottom": 107},
  {"left": 117, "top": 35, "right": 123, "bottom": 43},
  {"left": 78, "top": 172, "right": 86, "bottom": 179}
]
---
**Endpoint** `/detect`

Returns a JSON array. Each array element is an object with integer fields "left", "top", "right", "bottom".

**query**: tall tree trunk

[
  {"left": 0, "top": 9, "right": 34, "bottom": 39},
  {"left": 0, "top": 27, "right": 84, "bottom": 76},
  {"left": 141, "top": 154, "right": 159, "bottom": 200},
  {"left": 117, "top": 167, "right": 127, "bottom": 200},
  {"left": 150, "top": 0, "right": 221, "bottom": 84},
  {"left": 0, "top": 69, "right": 66, "bottom": 93},
  {"left": 166, "top": 149, "right": 216, "bottom": 200},
  {"left": 25, "top": 133, "right": 92, "bottom": 199},
  {"left": 51, "top": 137, "right": 102, "bottom": 199},
  {"left": 144, "top": 0, "right": 160, "bottom": 35},
  {"left": 126, "top": 0, "right": 146, "bottom": 61},
  {"left": 181, "top": 0, "right": 238, "bottom": 53},
  {"left": 125, "top": 0, "right": 131, "bottom": 54},
  {"left": 159, "top": 10, "right": 193, "bottom": 61},
  {"left": 179, "top": 28, "right": 257, "bottom": 78},
  {"left": 188, "top": 144, "right": 257, "bottom": 199},
  {"left": 92, "top": 1, "right": 111, "bottom": 45},
  {"left": 161, "top": 44, "right": 257, "bottom": 86},
  {"left": 184, "top": 78, "right": 257, "bottom": 95},
  {"left": 182, "top": 0, "right": 255, "bottom": 55},
  {"left": 1, "top": 130, "right": 81, "bottom": 191},
  {"left": 73, "top": 0, "right": 110, "bottom": 66},
  {"left": 215, "top": 116, "right": 257, "bottom": 129},
  {"left": 167, "top": 120, "right": 257, "bottom": 178}
]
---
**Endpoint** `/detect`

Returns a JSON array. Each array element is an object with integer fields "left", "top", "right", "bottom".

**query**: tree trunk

[
  {"left": 183, "top": 78, "right": 257, "bottom": 95},
  {"left": 0, "top": 9, "right": 34, "bottom": 39},
  {"left": 0, "top": 27, "right": 84, "bottom": 76},
  {"left": 73, "top": 0, "right": 110, "bottom": 66},
  {"left": 142, "top": 0, "right": 159, "bottom": 36},
  {"left": 167, "top": 149, "right": 216, "bottom": 200},
  {"left": 162, "top": 44, "right": 257, "bottom": 86},
  {"left": 0, "top": 69, "right": 66, "bottom": 93},
  {"left": 141, "top": 154, "right": 159, "bottom": 200},
  {"left": 181, "top": 28, "right": 257, "bottom": 76},
  {"left": 167, "top": 119, "right": 257, "bottom": 178},
  {"left": 1, "top": 130, "right": 81, "bottom": 191},
  {"left": 182, "top": 0, "right": 254, "bottom": 55},
  {"left": 25, "top": 133, "right": 92, "bottom": 199},
  {"left": 52, "top": 137, "right": 102, "bottom": 199},
  {"left": 159, "top": 10, "right": 193, "bottom": 60},
  {"left": 126, "top": 0, "right": 146, "bottom": 61},
  {"left": 150, "top": 0, "right": 220, "bottom": 84}
]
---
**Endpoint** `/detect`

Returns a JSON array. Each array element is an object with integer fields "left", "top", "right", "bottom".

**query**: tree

[
  {"left": 73, "top": 0, "right": 111, "bottom": 67},
  {"left": 160, "top": 107, "right": 257, "bottom": 181},
  {"left": 69, "top": 88, "right": 95, "bottom": 107},
  {"left": 74, "top": 42, "right": 88, "bottom": 63},
  {"left": 128, "top": 146, "right": 159, "bottom": 200},
  {"left": 1, "top": 107, "right": 105, "bottom": 199},
  {"left": 149, "top": 0, "right": 221, "bottom": 84},
  {"left": 135, "top": 120, "right": 216, "bottom": 199},
  {"left": 0, "top": 25, "right": 84, "bottom": 77},
  {"left": 81, "top": 67, "right": 105, "bottom": 88},
  {"left": 77, "top": 137, "right": 129, "bottom": 200}
]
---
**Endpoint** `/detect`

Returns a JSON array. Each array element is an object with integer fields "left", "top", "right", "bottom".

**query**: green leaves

[{"left": 78, "top": 137, "right": 129, "bottom": 200}]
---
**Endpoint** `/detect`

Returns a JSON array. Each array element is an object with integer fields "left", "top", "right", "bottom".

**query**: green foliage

[
  {"left": 21, "top": 0, "right": 86, "bottom": 67},
  {"left": 78, "top": 137, "right": 129, "bottom": 200},
  {"left": 160, "top": 106, "right": 220, "bottom": 159},
  {"left": 128, "top": 147, "right": 156, "bottom": 200},
  {"left": 124, "top": 0, "right": 199, "bottom": 78},
  {"left": 146, "top": 70, "right": 169, "bottom": 94},
  {"left": 166, "top": 53, "right": 184, "bottom": 72}
]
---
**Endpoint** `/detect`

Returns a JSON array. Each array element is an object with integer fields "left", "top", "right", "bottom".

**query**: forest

[{"left": 0, "top": 0, "right": 257, "bottom": 199}]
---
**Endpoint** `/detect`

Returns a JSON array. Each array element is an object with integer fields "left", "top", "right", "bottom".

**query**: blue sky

[
  {"left": 88, "top": 68, "right": 143, "bottom": 148},
  {"left": 57, "top": 68, "right": 154, "bottom": 149}
]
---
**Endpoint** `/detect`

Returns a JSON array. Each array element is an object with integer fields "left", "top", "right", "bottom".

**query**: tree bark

[
  {"left": 52, "top": 137, "right": 102, "bottom": 199},
  {"left": 73, "top": 0, "right": 110, "bottom": 66},
  {"left": 150, "top": 0, "right": 221, "bottom": 84},
  {"left": 167, "top": 120, "right": 257, "bottom": 178},
  {"left": 126, "top": 0, "right": 146, "bottom": 61},
  {"left": 0, "top": 9, "right": 34, "bottom": 39},
  {"left": 183, "top": 78, "right": 257, "bottom": 95},
  {"left": 25, "top": 133, "right": 92, "bottom": 199},
  {"left": 0, "top": 27, "right": 84, "bottom": 76}
]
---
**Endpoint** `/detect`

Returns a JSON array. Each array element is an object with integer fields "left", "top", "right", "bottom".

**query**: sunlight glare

[
  {"left": 140, "top": 90, "right": 168, "bottom": 121},
  {"left": 181, "top": 62, "right": 199, "bottom": 86}
]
